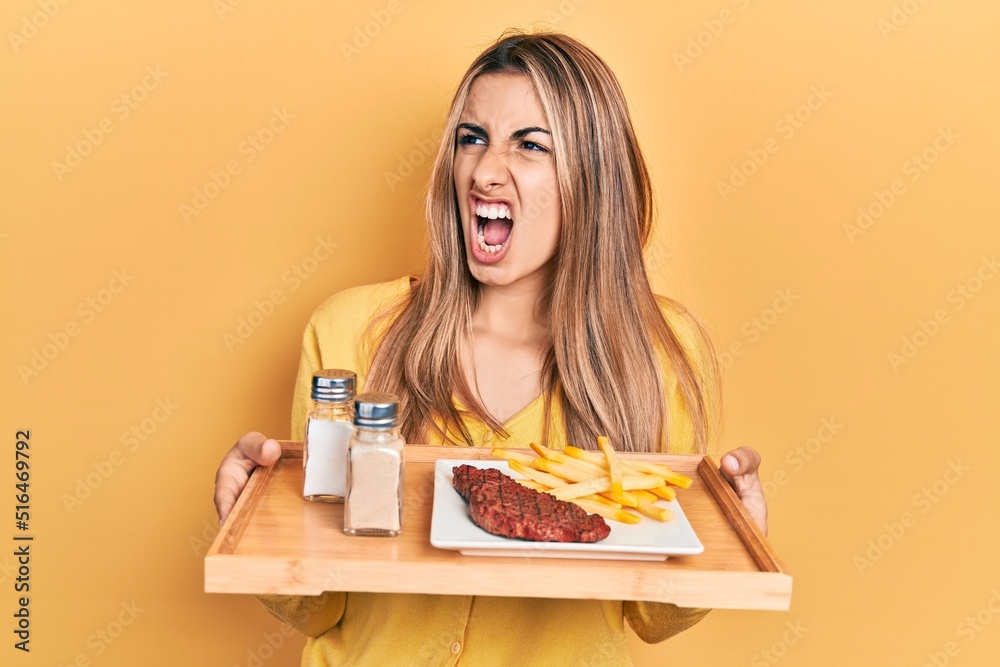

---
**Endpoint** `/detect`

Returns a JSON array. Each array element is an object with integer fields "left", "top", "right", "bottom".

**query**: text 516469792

[{"left": 13, "top": 429, "right": 32, "bottom": 652}]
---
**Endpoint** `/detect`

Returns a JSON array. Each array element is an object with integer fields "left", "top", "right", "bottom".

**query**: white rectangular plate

[{"left": 429, "top": 459, "right": 704, "bottom": 560}]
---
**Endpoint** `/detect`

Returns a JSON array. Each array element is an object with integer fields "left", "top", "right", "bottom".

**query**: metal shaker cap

[
  {"left": 311, "top": 369, "right": 357, "bottom": 402},
  {"left": 353, "top": 392, "right": 399, "bottom": 427}
]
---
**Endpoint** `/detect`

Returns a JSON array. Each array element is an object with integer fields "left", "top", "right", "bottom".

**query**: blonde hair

[{"left": 366, "top": 30, "right": 720, "bottom": 453}]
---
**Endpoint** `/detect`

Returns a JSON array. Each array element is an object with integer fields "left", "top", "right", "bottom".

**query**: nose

[{"left": 471, "top": 143, "right": 510, "bottom": 191}]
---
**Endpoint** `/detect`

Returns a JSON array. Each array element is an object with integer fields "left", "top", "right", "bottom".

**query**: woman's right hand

[{"left": 214, "top": 432, "right": 282, "bottom": 524}]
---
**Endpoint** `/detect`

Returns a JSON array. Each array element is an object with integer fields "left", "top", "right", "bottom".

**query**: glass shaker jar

[
  {"left": 302, "top": 369, "right": 357, "bottom": 502},
  {"left": 344, "top": 392, "right": 405, "bottom": 537}
]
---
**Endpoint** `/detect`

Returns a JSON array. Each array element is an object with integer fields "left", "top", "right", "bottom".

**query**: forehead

[{"left": 460, "top": 73, "right": 549, "bottom": 127}]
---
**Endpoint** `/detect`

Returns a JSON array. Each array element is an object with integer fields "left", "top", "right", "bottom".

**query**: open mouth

[{"left": 474, "top": 198, "right": 514, "bottom": 254}]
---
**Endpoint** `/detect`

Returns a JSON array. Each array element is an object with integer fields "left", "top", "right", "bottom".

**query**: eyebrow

[{"left": 457, "top": 122, "right": 551, "bottom": 140}]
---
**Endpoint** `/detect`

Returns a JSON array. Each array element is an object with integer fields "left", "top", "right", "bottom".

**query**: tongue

[{"left": 483, "top": 218, "right": 513, "bottom": 246}]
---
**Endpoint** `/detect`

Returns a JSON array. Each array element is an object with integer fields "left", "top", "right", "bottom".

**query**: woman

[{"left": 215, "top": 31, "right": 767, "bottom": 666}]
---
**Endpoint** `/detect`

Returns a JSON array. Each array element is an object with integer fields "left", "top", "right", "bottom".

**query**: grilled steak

[{"left": 452, "top": 464, "right": 610, "bottom": 543}]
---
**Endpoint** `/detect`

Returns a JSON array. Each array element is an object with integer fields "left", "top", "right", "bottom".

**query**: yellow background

[{"left": 2, "top": 0, "right": 998, "bottom": 665}]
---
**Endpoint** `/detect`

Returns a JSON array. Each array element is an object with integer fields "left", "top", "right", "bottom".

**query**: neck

[{"left": 473, "top": 276, "right": 550, "bottom": 338}]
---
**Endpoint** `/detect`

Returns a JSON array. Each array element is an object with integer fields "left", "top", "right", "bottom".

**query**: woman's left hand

[{"left": 720, "top": 446, "right": 768, "bottom": 535}]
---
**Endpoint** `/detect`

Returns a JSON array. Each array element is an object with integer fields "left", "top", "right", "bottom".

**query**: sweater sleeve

[{"left": 623, "top": 601, "right": 711, "bottom": 643}]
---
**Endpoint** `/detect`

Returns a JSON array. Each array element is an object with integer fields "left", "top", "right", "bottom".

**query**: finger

[
  {"left": 234, "top": 432, "right": 283, "bottom": 469},
  {"left": 214, "top": 467, "right": 246, "bottom": 525},
  {"left": 214, "top": 435, "right": 282, "bottom": 524},
  {"left": 720, "top": 446, "right": 762, "bottom": 480}
]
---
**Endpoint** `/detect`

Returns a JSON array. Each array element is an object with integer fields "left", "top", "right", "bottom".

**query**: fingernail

[{"left": 724, "top": 456, "right": 739, "bottom": 472}]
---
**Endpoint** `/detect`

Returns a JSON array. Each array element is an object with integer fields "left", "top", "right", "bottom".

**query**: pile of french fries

[{"left": 491, "top": 437, "right": 693, "bottom": 525}]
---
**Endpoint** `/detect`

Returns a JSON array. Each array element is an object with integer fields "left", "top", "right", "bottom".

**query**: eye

[
  {"left": 521, "top": 140, "right": 549, "bottom": 153},
  {"left": 457, "top": 133, "right": 486, "bottom": 147}
]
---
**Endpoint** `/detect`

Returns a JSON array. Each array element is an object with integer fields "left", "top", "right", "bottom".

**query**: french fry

[
  {"left": 550, "top": 474, "right": 666, "bottom": 501},
  {"left": 529, "top": 442, "right": 561, "bottom": 461},
  {"left": 529, "top": 443, "right": 606, "bottom": 477},
  {"left": 626, "top": 460, "right": 693, "bottom": 489},
  {"left": 596, "top": 436, "right": 624, "bottom": 502},
  {"left": 508, "top": 460, "right": 568, "bottom": 490},
  {"left": 649, "top": 485, "right": 677, "bottom": 502},
  {"left": 490, "top": 448, "right": 537, "bottom": 466},
  {"left": 515, "top": 479, "right": 549, "bottom": 492},
  {"left": 635, "top": 499, "right": 673, "bottom": 522},
  {"left": 566, "top": 445, "right": 692, "bottom": 490},
  {"left": 632, "top": 489, "right": 658, "bottom": 503},
  {"left": 574, "top": 499, "right": 642, "bottom": 524},
  {"left": 491, "top": 437, "right": 683, "bottom": 524},
  {"left": 581, "top": 494, "right": 622, "bottom": 508}
]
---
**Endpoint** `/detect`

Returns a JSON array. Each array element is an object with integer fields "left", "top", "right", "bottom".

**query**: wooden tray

[{"left": 205, "top": 442, "right": 791, "bottom": 610}]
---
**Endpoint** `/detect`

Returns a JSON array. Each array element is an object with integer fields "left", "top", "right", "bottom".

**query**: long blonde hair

[{"left": 366, "top": 31, "right": 720, "bottom": 453}]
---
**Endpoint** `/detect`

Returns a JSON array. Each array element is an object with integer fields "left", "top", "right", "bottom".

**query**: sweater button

[
  {"left": 483, "top": 432, "right": 493, "bottom": 443},
  {"left": 450, "top": 641, "right": 462, "bottom": 655}
]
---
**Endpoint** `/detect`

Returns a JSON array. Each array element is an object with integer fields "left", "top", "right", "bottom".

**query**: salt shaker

[
  {"left": 302, "top": 369, "right": 356, "bottom": 502},
  {"left": 344, "top": 393, "right": 405, "bottom": 537}
]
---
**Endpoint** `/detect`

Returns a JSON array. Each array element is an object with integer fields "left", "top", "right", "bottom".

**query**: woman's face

[{"left": 453, "top": 73, "right": 561, "bottom": 291}]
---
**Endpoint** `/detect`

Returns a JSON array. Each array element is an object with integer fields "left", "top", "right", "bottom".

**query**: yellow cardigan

[{"left": 258, "top": 276, "right": 712, "bottom": 666}]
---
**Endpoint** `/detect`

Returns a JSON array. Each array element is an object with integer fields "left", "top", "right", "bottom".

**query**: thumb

[
  {"left": 236, "top": 432, "right": 282, "bottom": 468},
  {"left": 720, "top": 446, "right": 761, "bottom": 481}
]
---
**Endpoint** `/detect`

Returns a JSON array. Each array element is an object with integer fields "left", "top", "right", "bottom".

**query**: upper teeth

[{"left": 476, "top": 201, "right": 512, "bottom": 220}]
